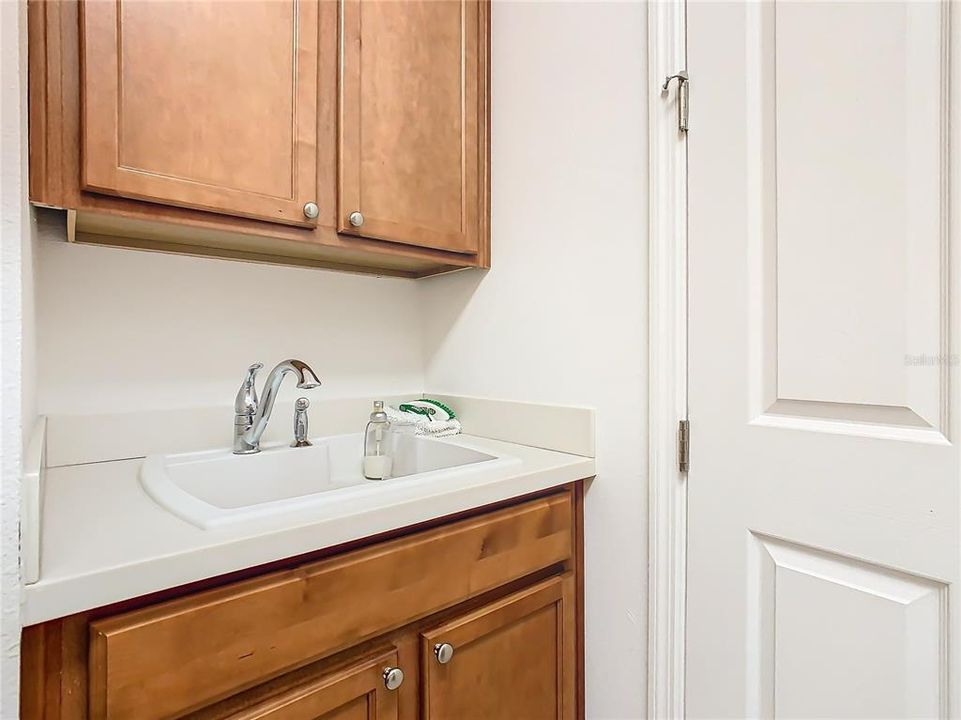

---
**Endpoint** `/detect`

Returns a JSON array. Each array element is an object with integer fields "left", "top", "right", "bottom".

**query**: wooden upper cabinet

[
  {"left": 79, "top": 0, "right": 319, "bottom": 227},
  {"left": 30, "top": 0, "right": 490, "bottom": 275},
  {"left": 420, "top": 576, "right": 576, "bottom": 720},
  {"left": 217, "top": 651, "right": 401, "bottom": 720},
  {"left": 339, "top": 0, "right": 484, "bottom": 255}
]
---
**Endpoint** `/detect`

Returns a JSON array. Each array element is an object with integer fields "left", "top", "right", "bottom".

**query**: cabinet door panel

[
  {"left": 220, "top": 650, "right": 400, "bottom": 720},
  {"left": 421, "top": 575, "right": 575, "bottom": 720},
  {"left": 339, "top": 0, "right": 482, "bottom": 254},
  {"left": 81, "top": 0, "right": 319, "bottom": 226}
]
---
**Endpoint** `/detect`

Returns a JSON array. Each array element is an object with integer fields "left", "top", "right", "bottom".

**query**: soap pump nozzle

[{"left": 370, "top": 400, "right": 387, "bottom": 424}]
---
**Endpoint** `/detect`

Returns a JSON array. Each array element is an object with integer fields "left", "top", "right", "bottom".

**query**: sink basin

[{"left": 141, "top": 432, "right": 516, "bottom": 529}]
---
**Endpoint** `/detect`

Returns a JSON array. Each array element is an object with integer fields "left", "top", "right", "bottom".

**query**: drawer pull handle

[
  {"left": 383, "top": 666, "right": 404, "bottom": 691},
  {"left": 434, "top": 642, "right": 455, "bottom": 664}
]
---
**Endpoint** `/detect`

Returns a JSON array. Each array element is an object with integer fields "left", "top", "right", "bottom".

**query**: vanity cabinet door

[
  {"left": 420, "top": 575, "right": 576, "bottom": 720},
  {"left": 338, "top": 0, "right": 487, "bottom": 254},
  {"left": 218, "top": 650, "right": 402, "bottom": 720},
  {"left": 80, "top": 0, "right": 319, "bottom": 227}
]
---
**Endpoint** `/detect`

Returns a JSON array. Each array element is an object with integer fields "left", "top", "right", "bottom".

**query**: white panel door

[{"left": 687, "top": 1, "right": 960, "bottom": 716}]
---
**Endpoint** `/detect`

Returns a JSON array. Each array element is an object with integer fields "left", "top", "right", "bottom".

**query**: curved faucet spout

[
  {"left": 234, "top": 359, "right": 322, "bottom": 454},
  {"left": 278, "top": 359, "right": 322, "bottom": 390}
]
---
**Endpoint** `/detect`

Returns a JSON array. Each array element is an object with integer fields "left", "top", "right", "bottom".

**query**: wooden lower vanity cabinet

[{"left": 21, "top": 484, "right": 585, "bottom": 720}]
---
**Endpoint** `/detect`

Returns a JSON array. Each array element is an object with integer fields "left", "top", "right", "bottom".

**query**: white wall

[
  {"left": 1, "top": 0, "right": 38, "bottom": 714},
  {"left": 422, "top": 3, "right": 649, "bottom": 718},
  {"left": 22, "top": 3, "right": 649, "bottom": 718},
  {"left": 36, "top": 215, "right": 425, "bottom": 416}
]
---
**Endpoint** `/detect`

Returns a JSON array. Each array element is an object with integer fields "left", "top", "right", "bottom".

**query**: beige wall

[
  {"left": 36, "top": 212, "right": 425, "bottom": 416},
  {"left": 421, "top": 3, "right": 649, "bottom": 717},
  {"left": 27, "top": 3, "right": 650, "bottom": 718}
]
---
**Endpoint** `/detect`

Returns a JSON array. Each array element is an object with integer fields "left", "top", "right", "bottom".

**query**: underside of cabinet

[{"left": 67, "top": 210, "right": 469, "bottom": 279}]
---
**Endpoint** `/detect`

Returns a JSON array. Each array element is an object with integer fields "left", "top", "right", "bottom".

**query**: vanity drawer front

[{"left": 88, "top": 491, "right": 573, "bottom": 720}]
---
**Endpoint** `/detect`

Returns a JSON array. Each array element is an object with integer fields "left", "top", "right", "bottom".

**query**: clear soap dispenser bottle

[{"left": 364, "top": 401, "right": 393, "bottom": 480}]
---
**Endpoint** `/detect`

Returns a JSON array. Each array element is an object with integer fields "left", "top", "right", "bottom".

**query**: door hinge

[
  {"left": 662, "top": 71, "right": 689, "bottom": 133},
  {"left": 678, "top": 419, "right": 690, "bottom": 473}
]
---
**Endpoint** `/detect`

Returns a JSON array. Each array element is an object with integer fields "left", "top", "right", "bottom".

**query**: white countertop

[{"left": 23, "top": 434, "right": 594, "bottom": 625}]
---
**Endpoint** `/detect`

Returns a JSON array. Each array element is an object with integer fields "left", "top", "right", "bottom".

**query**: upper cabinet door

[
  {"left": 339, "top": 0, "right": 484, "bottom": 254},
  {"left": 80, "top": 0, "right": 319, "bottom": 227},
  {"left": 421, "top": 576, "right": 576, "bottom": 720}
]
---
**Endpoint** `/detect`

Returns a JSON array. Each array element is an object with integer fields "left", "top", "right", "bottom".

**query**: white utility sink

[{"left": 141, "top": 432, "right": 517, "bottom": 529}]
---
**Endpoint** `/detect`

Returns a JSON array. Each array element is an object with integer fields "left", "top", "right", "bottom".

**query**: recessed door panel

[
  {"left": 749, "top": 535, "right": 946, "bottom": 718},
  {"left": 774, "top": 2, "right": 945, "bottom": 422},
  {"left": 736, "top": 0, "right": 950, "bottom": 436}
]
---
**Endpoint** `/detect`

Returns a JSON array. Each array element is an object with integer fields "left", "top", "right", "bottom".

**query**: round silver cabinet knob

[
  {"left": 434, "top": 643, "right": 454, "bottom": 664},
  {"left": 383, "top": 666, "right": 404, "bottom": 691},
  {"left": 348, "top": 211, "right": 365, "bottom": 227},
  {"left": 303, "top": 202, "right": 320, "bottom": 220}
]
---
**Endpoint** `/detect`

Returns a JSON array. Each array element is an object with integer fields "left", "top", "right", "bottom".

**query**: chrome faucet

[{"left": 233, "top": 359, "right": 322, "bottom": 454}]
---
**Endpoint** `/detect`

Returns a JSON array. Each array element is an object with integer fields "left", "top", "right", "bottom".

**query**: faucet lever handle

[{"left": 234, "top": 363, "right": 263, "bottom": 416}]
